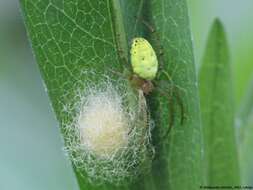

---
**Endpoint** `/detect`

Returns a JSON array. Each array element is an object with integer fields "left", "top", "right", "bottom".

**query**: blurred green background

[{"left": 0, "top": 1, "right": 252, "bottom": 190}]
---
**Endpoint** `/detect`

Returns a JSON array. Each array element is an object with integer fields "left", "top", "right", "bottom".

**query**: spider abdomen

[{"left": 130, "top": 37, "right": 158, "bottom": 80}]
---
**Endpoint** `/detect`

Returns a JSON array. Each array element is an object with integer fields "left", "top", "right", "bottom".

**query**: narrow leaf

[
  {"left": 146, "top": 0, "right": 203, "bottom": 189},
  {"left": 238, "top": 78, "right": 253, "bottom": 132},
  {"left": 240, "top": 117, "right": 253, "bottom": 185},
  {"left": 19, "top": 0, "right": 143, "bottom": 189},
  {"left": 20, "top": 0, "right": 202, "bottom": 190},
  {"left": 199, "top": 19, "right": 240, "bottom": 185},
  {"left": 239, "top": 78, "right": 253, "bottom": 185}
]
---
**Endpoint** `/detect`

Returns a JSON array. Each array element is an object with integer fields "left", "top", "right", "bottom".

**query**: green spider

[{"left": 127, "top": 36, "right": 186, "bottom": 138}]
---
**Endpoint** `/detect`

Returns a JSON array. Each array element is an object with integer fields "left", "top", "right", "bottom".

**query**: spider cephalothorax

[{"left": 130, "top": 74, "right": 154, "bottom": 95}]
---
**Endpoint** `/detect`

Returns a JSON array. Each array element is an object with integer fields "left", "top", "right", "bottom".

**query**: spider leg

[
  {"left": 134, "top": 15, "right": 155, "bottom": 33},
  {"left": 163, "top": 89, "right": 175, "bottom": 139},
  {"left": 172, "top": 85, "right": 186, "bottom": 125},
  {"left": 117, "top": 48, "right": 128, "bottom": 64},
  {"left": 154, "top": 80, "right": 187, "bottom": 139},
  {"left": 155, "top": 85, "right": 175, "bottom": 139},
  {"left": 115, "top": 34, "right": 128, "bottom": 61},
  {"left": 108, "top": 68, "right": 124, "bottom": 78}
]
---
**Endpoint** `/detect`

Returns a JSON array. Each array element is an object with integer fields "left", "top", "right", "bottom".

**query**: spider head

[{"left": 130, "top": 74, "right": 154, "bottom": 95}]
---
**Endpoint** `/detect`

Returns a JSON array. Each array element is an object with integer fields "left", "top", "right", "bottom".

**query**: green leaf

[
  {"left": 146, "top": 0, "right": 203, "bottom": 189},
  {"left": 238, "top": 78, "right": 253, "bottom": 185},
  {"left": 19, "top": 1, "right": 137, "bottom": 189},
  {"left": 20, "top": 0, "right": 202, "bottom": 189},
  {"left": 238, "top": 78, "right": 253, "bottom": 132},
  {"left": 240, "top": 117, "right": 253, "bottom": 185},
  {"left": 199, "top": 19, "right": 240, "bottom": 185}
]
